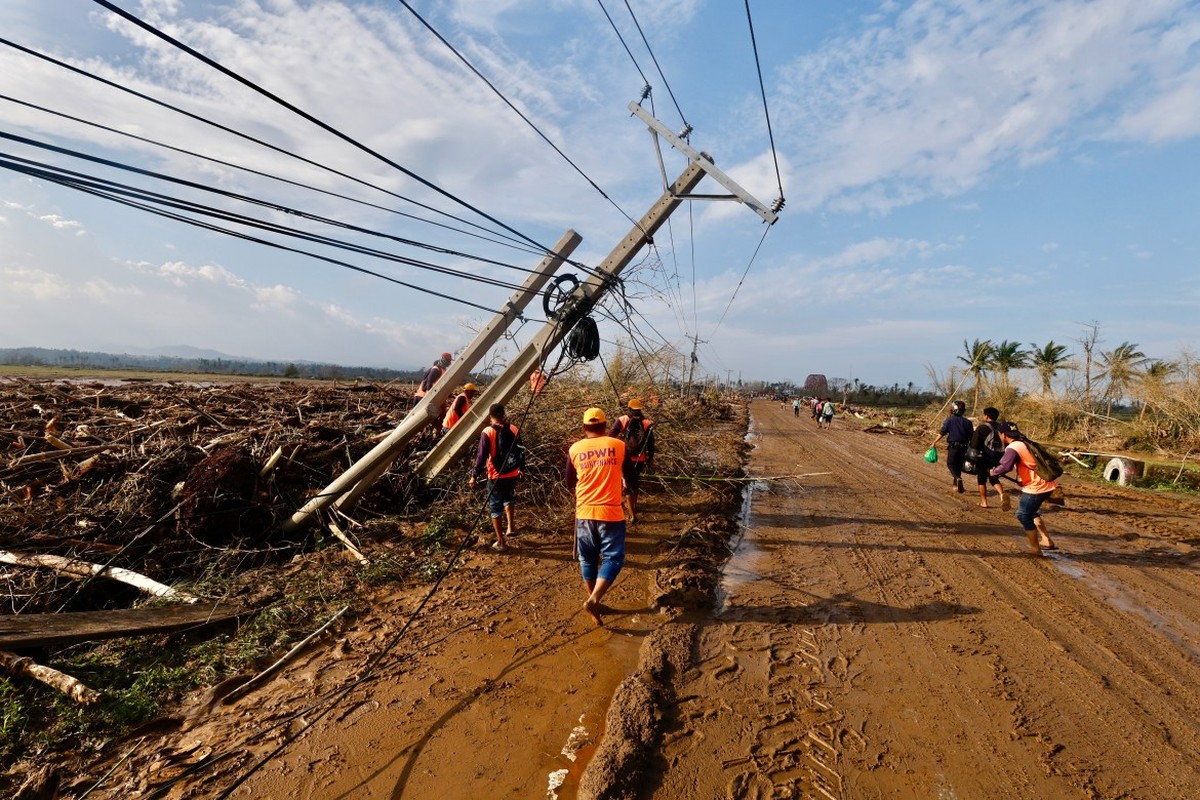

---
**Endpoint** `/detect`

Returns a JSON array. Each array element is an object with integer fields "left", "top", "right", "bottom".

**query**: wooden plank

[{"left": 0, "top": 605, "right": 247, "bottom": 650}]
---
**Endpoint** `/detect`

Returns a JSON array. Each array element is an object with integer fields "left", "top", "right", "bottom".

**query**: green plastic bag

[{"left": 924, "top": 446, "right": 938, "bottom": 464}]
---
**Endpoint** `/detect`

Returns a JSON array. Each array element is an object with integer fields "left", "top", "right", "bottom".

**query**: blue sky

[{"left": 1, "top": 0, "right": 1198, "bottom": 388}]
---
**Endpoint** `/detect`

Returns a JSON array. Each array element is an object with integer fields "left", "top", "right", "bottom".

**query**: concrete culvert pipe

[{"left": 1104, "top": 457, "right": 1144, "bottom": 486}]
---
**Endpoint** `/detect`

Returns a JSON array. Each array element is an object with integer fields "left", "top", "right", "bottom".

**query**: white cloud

[
  {"left": 1, "top": 266, "right": 70, "bottom": 301},
  {"left": 773, "top": 0, "right": 1200, "bottom": 213}
]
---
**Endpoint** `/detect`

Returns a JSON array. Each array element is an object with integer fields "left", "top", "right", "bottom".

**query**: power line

[
  {"left": 743, "top": 0, "right": 785, "bottom": 203},
  {"left": 707, "top": 224, "right": 772, "bottom": 340},
  {"left": 90, "top": 0, "right": 565, "bottom": 262},
  {"left": 396, "top": 0, "right": 646, "bottom": 235},
  {"left": 595, "top": 0, "right": 651, "bottom": 94},
  {"left": 0, "top": 132, "right": 544, "bottom": 284},
  {"left": 0, "top": 155, "right": 501, "bottom": 314},
  {"left": 0, "top": 36, "right": 537, "bottom": 254},
  {"left": 0, "top": 92, "right": 546, "bottom": 257},
  {"left": 621, "top": 0, "right": 691, "bottom": 136}
]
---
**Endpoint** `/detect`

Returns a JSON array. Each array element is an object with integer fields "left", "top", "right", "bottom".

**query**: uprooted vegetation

[{"left": 0, "top": 375, "right": 745, "bottom": 782}]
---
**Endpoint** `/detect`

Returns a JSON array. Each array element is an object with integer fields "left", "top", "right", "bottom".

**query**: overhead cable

[
  {"left": 708, "top": 224, "right": 772, "bottom": 340},
  {"left": 0, "top": 93, "right": 544, "bottom": 257},
  {"left": 743, "top": 0, "right": 785, "bottom": 203},
  {"left": 621, "top": 0, "right": 691, "bottom": 136},
  {"left": 0, "top": 36, "right": 539, "bottom": 254},
  {"left": 395, "top": 0, "right": 647, "bottom": 236},
  {"left": 0, "top": 156, "right": 501, "bottom": 313},
  {"left": 595, "top": 0, "right": 652, "bottom": 97},
  {"left": 90, "top": 0, "right": 564, "bottom": 261},
  {"left": 0, "top": 131, "right": 541, "bottom": 281}
]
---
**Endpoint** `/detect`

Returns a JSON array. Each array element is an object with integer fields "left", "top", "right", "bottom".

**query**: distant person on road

[
  {"left": 970, "top": 406, "right": 1009, "bottom": 510},
  {"left": 414, "top": 352, "right": 452, "bottom": 401},
  {"left": 820, "top": 397, "right": 835, "bottom": 429},
  {"left": 929, "top": 400, "right": 973, "bottom": 493},
  {"left": 811, "top": 397, "right": 820, "bottom": 421},
  {"left": 989, "top": 421, "right": 1058, "bottom": 555},
  {"left": 470, "top": 403, "right": 521, "bottom": 552},
  {"left": 566, "top": 407, "right": 627, "bottom": 626},
  {"left": 609, "top": 398, "right": 655, "bottom": 524},
  {"left": 792, "top": 397, "right": 802, "bottom": 417},
  {"left": 442, "top": 383, "right": 480, "bottom": 435}
]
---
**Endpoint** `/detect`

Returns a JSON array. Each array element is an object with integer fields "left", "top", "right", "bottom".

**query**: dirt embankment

[{"left": 620, "top": 400, "right": 1200, "bottom": 799}]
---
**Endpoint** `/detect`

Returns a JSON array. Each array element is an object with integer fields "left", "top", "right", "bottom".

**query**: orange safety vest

[
  {"left": 483, "top": 423, "right": 521, "bottom": 480},
  {"left": 615, "top": 415, "right": 653, "bottom": 462},
  {"left": 568, "top": 435, "right": 626, "bottom": 521},
  {"left": 443, "top": 393, "right": 470, "bottom": 429},
  {"left": 414, "top": 364, "right": 443, "bottom": 398},
  {"left": 530, "top": 370, "right": 547, "bottom": 395}
]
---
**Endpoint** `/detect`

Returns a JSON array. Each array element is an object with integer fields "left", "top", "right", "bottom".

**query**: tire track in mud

[{"left": 653, "top": 402, "right": 1200, "bottom": 799}]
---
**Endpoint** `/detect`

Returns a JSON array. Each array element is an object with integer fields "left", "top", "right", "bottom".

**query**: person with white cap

[
  {"left": 609, "top": 398, "right": 655, "bottom": 523},
  {"left": 566, "top": 407, "right": 627, "bottom": 626}
]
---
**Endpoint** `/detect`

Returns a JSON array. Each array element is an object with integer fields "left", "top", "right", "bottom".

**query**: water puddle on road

[
  {"left": 715, "top": 415, "right": 769, "bottom": 614},
  {"left": 1048, "top": 555, "right": 1200, "bottom": 660}
]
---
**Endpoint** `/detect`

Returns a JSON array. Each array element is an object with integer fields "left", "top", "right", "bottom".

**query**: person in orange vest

[
  {"left": 529, "top": 368, "right": 547, "bottom": 396},
  {"left": 469, "top": 403, "right": 522, "bottom": 551},
  {"left": 609, "top": 398, "right": 655, "bottom": 523},
  {"left": 566, "top": 407, "right": 626, "bottom": 627},
  {"left": 442, "top": 383, "right": 480, "bottom": 435},
  {"left": 414, "top": 352, "right": 452, "bottom": 400}
]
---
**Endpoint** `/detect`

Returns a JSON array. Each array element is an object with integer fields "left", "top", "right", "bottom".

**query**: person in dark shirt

[
  {"left": 469, "top": 403, "right": 521, "bottom": 551},
  {"left": 929, "top": 400, "right": 973, "bottom": 493},
  {"left": 969, "top": 406, "right": 1010, "bottom": 510}
]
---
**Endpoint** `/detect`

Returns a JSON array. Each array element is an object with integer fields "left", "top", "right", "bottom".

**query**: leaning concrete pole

[
  {"left": 284, "top": 229, "right": 581, "bottom": 531},
  {"left": 415, "top": 159, "right": 708, "bottom": 483}
]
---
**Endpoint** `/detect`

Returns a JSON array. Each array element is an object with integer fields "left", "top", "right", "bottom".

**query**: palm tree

[
  {"left": 957, "top": 339, "right": 993, "bottom": 414},
  {"left": 988, "top": 340, "right": 1030, "bottom": 388},
  {"left": 1030, "top": 341, "right": 1071, "bottom": 394},
  {"left": 1098, "top": 341, "right": 1149, "bottom": 415},
  {"left": 1137, "top": 359, "right": 1177, "bottom": 421}
]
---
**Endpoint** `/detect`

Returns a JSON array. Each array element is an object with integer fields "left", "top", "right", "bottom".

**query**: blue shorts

[
  {"left": 486, "top": 477, "right": 517, "bottom": 518},
  {"left": 575, "top": 519, "right": 626, "bottom": 583}
]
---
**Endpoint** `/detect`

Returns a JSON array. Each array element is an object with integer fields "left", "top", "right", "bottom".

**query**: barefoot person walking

[
  {"left": 989, "top": 421, "right": 1058, "bottom": 555},
  {"left": 566, "top": 407, "right": 627, "bottom": 626}
]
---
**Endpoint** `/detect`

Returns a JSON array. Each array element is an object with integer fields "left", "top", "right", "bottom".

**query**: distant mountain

[
  {"left": 125, "top": 344, "right": 251, "bottom": 361},
  {"left": 0, "top": 346, "right": 421, "bottom": 382}
]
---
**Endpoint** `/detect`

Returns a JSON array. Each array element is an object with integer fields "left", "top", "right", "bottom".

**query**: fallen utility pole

[
  {"left": 415, "top": 158, "right": 709, "bottom": 482},
  {"left": 284, "top": 229, "right": 581, "bottom": 531}
]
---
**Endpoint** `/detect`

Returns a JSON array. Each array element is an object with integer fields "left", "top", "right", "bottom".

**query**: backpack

[
  {"left": 491, "top": 425, "right": 524, "bottom": 473},
  {"left": 621, "top": 417, "right": 650, "bottom": 458},
  {"left": 1021, "top": 436, "right": 1063, "bottom": 482},
  {"left": 981, "top": 423, "right": 1002, "bottom": 455}
]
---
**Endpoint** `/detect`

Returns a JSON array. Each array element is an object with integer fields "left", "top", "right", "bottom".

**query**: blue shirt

[{"left": 940, "top": 415, "right": 973, "bottom": 444}]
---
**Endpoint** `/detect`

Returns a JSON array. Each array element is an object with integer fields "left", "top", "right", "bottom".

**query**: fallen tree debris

[
  {"left": 0, "top": 649, "right": 100, "bottom": 705},
  {"left": 0, "top": 550, "right": 199, "bottom": 603}
]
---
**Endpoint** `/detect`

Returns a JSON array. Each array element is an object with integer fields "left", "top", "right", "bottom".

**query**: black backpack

[
  {"left": 491, "top": 425, "right": 524, "bottom": 473},
  {"left": 621, "top": 417, "right": 650, "bottom": 458}
]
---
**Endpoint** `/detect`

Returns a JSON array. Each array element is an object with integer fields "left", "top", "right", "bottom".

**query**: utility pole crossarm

[{"left": 628, "top": 101, "right": 779, "bottom": 225}]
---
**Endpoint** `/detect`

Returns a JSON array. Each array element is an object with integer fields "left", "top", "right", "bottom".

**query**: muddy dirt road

[
  {"left": 63, "top": 398, "right": 1200, "bottom": 799},
  {"left": 648, "top": 400, "right": 1200, "bottom": 799}
]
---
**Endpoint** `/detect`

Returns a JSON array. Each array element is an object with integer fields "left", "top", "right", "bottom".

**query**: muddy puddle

[{"left": 1048, "top": 555, "right": 1200, "bottom": 660}]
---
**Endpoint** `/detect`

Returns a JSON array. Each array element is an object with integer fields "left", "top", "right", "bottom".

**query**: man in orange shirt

[
  {"left": 989, "top": 421, "right": 1058, "bottom": 555},
  {"left": 566, "top": 407, "right": 626, "bottom": 626}
]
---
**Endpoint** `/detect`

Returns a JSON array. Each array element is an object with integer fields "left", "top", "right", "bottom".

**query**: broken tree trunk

[
  {"left": 0, "top": 550, "right": 199, "bottom": 603},
  {"left": 0, "top": 650, "right": 100, "bottom": 704}
]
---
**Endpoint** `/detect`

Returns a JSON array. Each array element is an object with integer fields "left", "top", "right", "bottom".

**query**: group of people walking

[
  {"left": 461, "top": 381, "right": 654, "bottom": 627},
  {"left": 790, "top": 396, "right": 836, "bottom": 427},
  {"left": 929, "top": 402, "right": 1059, "bottom": 556}
]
